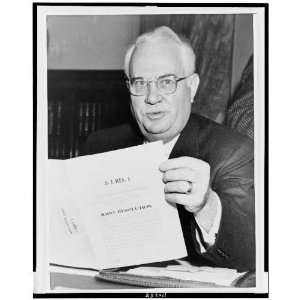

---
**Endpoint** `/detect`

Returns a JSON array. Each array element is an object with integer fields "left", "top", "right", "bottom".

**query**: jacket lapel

[{"left": 169, "top": 114, "right": 200, "bottom": 160}]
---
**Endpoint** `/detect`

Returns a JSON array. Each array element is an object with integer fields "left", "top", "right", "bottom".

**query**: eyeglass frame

[{"left": 125, "top": 73, "right": 194, "bottom": 96}]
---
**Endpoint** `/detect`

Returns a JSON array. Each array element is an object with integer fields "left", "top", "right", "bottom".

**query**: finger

[
  {"left": 162, "top": 168, "right": 197, "bottom": 183},
  {"left": 159, "top": 156, "right": 208, "bottom": 171},
  {"left": 184, "top": 205, "right": 200, "bottom": 213},
  {"left": 165, "top": 193, "right": 196, "bottom": 206},
  {"left": 165, "top": 194, "right": 202, "bottom": 213},
  {"left": 164, "top": 181, "right": 192, "bottom": 194}
]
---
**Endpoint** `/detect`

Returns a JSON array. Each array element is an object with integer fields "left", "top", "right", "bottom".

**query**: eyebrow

[
  {"left": 130, "top": 76, "right": 144, "bottom": 81},
  {"left": 158, "top": 73, "right": 176, "bottom": 79},
  {"left": 131, "top": 73, "right": 176, "bottom": 80}
]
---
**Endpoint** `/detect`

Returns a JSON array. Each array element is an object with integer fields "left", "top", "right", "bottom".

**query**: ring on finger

[{"left": 186, "top": 181, "right": 193, "bottom": 194}]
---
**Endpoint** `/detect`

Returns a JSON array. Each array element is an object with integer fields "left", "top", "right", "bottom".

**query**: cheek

[
  {"left": 131, "top": 99, "right": 145, "bottom": 119},
  {"left": 168, "top": 92, "right": 191, "bottom": 122},
  {"left": 168, "top": 94, "right": 184, "bottom": 114}
]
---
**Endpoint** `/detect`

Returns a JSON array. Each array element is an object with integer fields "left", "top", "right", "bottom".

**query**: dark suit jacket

[{"left": 85, "top": 113, "right": 255, "bottom": 272}]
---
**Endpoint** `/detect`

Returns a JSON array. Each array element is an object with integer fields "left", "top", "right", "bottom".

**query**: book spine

[
  {"left": 56, "top": 101, "right": 62, "bottom": 136},
  {"left": 48, "top": 102, "right": 54, "bottom": 136},
  {"left": 84, "top": 103, "right": 89, "bottom": 136},
  {"left": 78, "top": 103, "right": 83, "bottom": 137},
  {"left": 91, "top": 102, "right": 96, "bottom": 133}
]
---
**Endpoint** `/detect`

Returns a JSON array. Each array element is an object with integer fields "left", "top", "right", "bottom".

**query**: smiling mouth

[{"left": 146, "top": 112, "right": 165, "bottom": 120}]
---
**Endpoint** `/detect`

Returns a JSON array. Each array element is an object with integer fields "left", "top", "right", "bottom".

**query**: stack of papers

[{"left": 125, "top": 262, "right": 245, "bottom": 286}]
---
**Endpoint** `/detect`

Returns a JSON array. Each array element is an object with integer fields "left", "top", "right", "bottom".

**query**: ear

[{"left": 187, "top": 73, "right": 200, "bottom": 103}]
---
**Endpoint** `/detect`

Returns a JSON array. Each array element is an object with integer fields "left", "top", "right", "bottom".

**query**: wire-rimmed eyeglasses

[{"left": 126, "top": 74, "right": 194, "bottom": 96}]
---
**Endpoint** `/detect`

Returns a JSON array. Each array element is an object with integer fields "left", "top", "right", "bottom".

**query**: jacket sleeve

[{"left": 201, "top": 138, "right": 255, "bottom": 272}]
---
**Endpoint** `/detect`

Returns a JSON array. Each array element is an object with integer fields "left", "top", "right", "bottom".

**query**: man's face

[{"left": 129, "top": 41, "right": 198, "bottom": 143}]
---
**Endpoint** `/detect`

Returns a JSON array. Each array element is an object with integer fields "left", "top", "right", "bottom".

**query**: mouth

[{"left": 146, "top": 111, "right": 166, "bottom": 120}]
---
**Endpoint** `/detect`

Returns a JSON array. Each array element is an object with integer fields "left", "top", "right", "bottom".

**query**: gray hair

[{"left": 124, "top": 26, "right": 196, "bottom": 77}]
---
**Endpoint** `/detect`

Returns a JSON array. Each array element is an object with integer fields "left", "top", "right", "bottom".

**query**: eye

[
  {"left": 162, "top": 79, "right": 172, "bottom": 85},
  {"left": 159, "top": 78, "right": 175, "bottom": 88},
  {"left": 133, "top": 79, "right": 147, "bottom": 88}
]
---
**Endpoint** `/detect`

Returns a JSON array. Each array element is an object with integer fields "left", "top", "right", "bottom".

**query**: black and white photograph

[{"left": 33, "top": 3, "right": 268, "bottom": 297}]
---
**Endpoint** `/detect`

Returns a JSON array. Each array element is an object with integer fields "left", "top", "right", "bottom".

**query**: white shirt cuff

[{"left": 194, "top": 190, "right": 222, "bottom": 250}]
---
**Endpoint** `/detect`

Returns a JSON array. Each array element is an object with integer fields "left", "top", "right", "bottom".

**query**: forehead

[{"left": 129, "top": 41, "right": 184, "bottom": 78}]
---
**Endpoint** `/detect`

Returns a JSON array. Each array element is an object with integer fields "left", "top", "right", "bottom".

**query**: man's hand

[{"left": 159, "top": 156, "right": 210, "bottom": 213}]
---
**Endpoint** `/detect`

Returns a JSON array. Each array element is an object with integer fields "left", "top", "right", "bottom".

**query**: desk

[
  {"left": 50, "top": 272, "right": 141, "bottom": 290},
  {"left": 50, "top": 271, "right": 256, "bottom": 291}
]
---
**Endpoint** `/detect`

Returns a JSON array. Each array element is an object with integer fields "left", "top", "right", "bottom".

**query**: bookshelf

[{"left": 47, "top": 70, "right": 132, "bottom": 159}]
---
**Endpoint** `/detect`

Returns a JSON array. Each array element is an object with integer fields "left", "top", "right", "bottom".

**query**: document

[{"left": 48, "top": 141, "right": 187, "bottom": 270}]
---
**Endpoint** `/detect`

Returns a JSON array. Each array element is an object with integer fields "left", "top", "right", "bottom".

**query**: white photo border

[{"left": 34, "top": 3, "right": 268, "bottom": 297}]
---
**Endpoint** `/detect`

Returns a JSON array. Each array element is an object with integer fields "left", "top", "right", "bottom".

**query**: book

[{"left": 47, "top": 141, "right": 187, "bottom": 271}]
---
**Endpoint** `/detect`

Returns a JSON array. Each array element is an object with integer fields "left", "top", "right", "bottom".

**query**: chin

[
  {"left": 142, "top": 127, "right": 172, "bottom": 143},
  {"left": 144, "top": 123, "right": 170, "bottom": 136},
  {"left": 146, "top": 117, "right": 172, "bottom": 131},
  {"left": 137, "top": 117, "right": 173, "bottom": 141},
  {"left": 144, "top": 133, "right": 168, "bottom": 143}
]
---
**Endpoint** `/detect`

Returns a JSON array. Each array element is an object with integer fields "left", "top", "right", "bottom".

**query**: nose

[{"left": 145, "top": 82, "right": 162, "bottom": 105}]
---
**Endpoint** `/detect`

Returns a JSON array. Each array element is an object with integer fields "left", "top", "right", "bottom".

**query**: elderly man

[{"left": 86, "top": 26, "right": 255, "bottom": 272}]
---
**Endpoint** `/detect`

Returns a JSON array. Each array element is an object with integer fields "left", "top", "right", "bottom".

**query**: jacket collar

[{"left": 169, "top": 114, "right": 201, "bottom": 159}]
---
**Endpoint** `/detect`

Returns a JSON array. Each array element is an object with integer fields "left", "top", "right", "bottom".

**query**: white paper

[
  {"left": 48, "top": 141, "right": 187, "bottom": 270},
  {"left": 47, "top": 160, "right": 97, "bottom": 269}
]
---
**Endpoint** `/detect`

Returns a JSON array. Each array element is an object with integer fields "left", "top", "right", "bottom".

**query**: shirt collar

[
  {"left": 163, "top": 135, "right": 180, "bottom": 158},
  {"left": 144, "top": 135, "right": 180, "bottom": 159}
]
